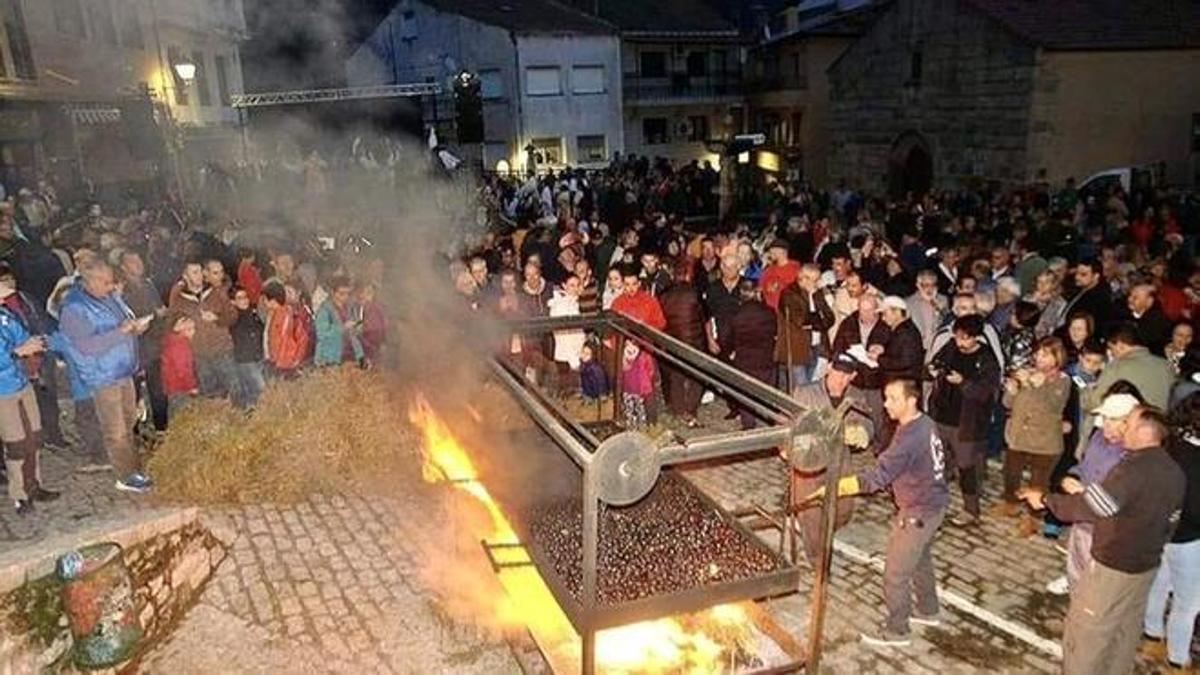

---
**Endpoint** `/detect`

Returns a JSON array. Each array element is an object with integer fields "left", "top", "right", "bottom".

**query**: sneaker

[
  {"left": 861, "top": 627, "right": 912, "bottom": 647},
  {"left": 31, "top": 486, "right": 61, "bottom": 502},
  {"left": 14, "top": 499, "right": 34, "bottom": 516},
  {"left": 910, "top": 612, "right": 943, "bottom": 628},
  {"left": 1045, "top": 575, "right": 1069, "bottom": 596},
  {"left": 949, "top": 512, "right": 979, "bottom": 528},
  {"left": 115, "top": 473, "right": 153, "bottom": 494},
  {"left": 700, "top": 391, "right": 715, "bottom": 405},
  {"left": 1139, "top": 635, "right": 1166, "bottom": 661}
]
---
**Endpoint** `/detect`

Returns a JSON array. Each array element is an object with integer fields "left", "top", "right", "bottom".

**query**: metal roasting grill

[{"left": 455, "top": 312, "right": 851, "bottom": 674}]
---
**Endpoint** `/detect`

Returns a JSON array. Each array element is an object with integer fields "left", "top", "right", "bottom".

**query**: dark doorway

[{"left": 887, "top": 131, "right": 933, "bottom": 197}]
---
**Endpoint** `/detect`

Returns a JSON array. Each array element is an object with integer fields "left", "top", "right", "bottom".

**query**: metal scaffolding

[{"left": 230, "top": 83, "right": 442, "bottom": 109}]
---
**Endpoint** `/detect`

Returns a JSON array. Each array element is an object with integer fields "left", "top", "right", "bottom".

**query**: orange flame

[{"left": 408, "top": 392, "right": 753, "bottom": 673}]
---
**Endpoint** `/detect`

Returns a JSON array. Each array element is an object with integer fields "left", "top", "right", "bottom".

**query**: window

[
  {"left": 909, "top": 47, "right": 923, "bottom": 87},
  {"left": 642, "top": 117, "right": 668, "bottom": 145},
  {"left": 0, "top": 0, "right": 34, "bottom": 80},
  {"left": 1193, "top": 113, "right": 1200, "bottom": 152},
  {"left": 525, "top": 66, "right": 561, "bottom": 96},
  {"left": 686, "top": 115, "right": 708, "bottom": 142},
  {"left": 399, "top": 8, "right": 417, "bottom": 40},
  {"left": 479, "top": 69, "right": 503, "bottom": 100},
  {"left": 686, "top": 51, "right": 707, "bottom": 77},
  {"left": 530, "top": 137, "right": 563, "bottom": 166},
  {"left": 640, "top": 51, "right": 666, "bottom": 78},
  {"left": 215, "top": 55, "right": 232, "bottom": 106},
  {"left": 577, "top": 135, "right": 606, "bottom": 163},
  {"left": 193, "top": 51, "right": 212, "bottom": 106},
  {"left": 790, "top": 112, "right": 803, "bottom": 145},
  {"left": 571, "top": 65, "right": 604, "bottom": 94},
  {"left": 168, "top": 45, "right": 188, "bottom": 105},
  {"left": 119, "top": 0, "right": 143, "bottom": 48},
  {"left": 52, "top": 0, "right": 85, "bottom": 37},
  {"left": 88, "top": 0, "right": 118, "bottom": 45}
]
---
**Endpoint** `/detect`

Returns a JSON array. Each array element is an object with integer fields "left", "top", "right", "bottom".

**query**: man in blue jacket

[
  {"left": 59, "top": 260, "right": 152, "bottom": 493},
  {"left": 0, "top": 305, "right": 58, "bottom": 514}
]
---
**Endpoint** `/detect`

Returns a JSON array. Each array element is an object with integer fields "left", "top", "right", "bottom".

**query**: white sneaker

[
  {"left": 700, "top": 391, "right": 715, "bottom": 405},
  {"left": 1045, "top": 575, "right": 1069, "bottom": 596}
]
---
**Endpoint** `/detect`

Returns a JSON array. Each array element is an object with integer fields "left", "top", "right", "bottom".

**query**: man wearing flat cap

[{"left": 790, "top": 352, "right": 875, "bottom": 562}]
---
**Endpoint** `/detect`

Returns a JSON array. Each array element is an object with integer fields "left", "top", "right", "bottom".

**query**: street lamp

[{"left": 173, "top": 60, "right": 196, "bottom": 83}]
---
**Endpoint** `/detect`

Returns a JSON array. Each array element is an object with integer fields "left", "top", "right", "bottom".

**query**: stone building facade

[{"left": 827, "top": 0, "right": 1200, "bottom": 194}]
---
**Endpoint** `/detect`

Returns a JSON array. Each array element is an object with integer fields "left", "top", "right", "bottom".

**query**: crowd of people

[
  {"left": 458, "top": 155, "right": 1199, "bottom": 673},
  {"left": 0, "top": 181, "right": 388, "bottom": 510}
]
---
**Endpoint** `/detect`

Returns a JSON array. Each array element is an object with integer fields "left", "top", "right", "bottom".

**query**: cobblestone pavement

[
  {"left": 0, "top": 447, "right": 148, "bottom": 550},
  {"left": 143, "top": 481, "right": 522, "bottom": 674},
  {"left": 6, "top": 398, "right": 1193, "bottom": 673}
]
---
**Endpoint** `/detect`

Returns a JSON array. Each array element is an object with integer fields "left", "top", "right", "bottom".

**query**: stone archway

[{"left": 887, "top": 131, "right": 933, "bottom": 197}]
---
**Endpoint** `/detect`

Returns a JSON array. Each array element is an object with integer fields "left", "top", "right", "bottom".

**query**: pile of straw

[{"left": 146, "top": 368, "right": 415, "bottom": 504}]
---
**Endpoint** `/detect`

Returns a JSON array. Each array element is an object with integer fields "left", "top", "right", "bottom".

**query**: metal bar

[
  {"left": 230, "top": 82, "right": 442, "bottom": 108},
  {"left": 488, "top": 360, "right": 594, "bottom": 468},
  {"left": 805, "top": 432, "right": 845, "bottom": 671},
  {"left": 581, "top": 467, "right": 599, "bottom": 675},
  {"left": 581, "top": 629, "right": 596, "bottom": 675},
  {"left": 493, "top": 358, "right": 601, "bottom": 450},
  {"left": 611, "top": 315, "right": 802, "bottom": 416},
  {"left": 657, "top": 426, "right": 793, "bottom": 466},
  {"left": 621, "top": 331, "right": 789, "bottom": 426},
  {"left": 613, "top": 332, "right": 625, "bottom": 424}
]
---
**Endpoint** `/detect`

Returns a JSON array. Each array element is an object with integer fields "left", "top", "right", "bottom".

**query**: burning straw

[{"left": 146, "top": 367, "right": 415, "bottom": 504}]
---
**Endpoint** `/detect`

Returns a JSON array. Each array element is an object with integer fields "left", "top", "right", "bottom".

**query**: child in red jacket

[{"left": 161, "top": 316, "right": 199, "bottom": 413}]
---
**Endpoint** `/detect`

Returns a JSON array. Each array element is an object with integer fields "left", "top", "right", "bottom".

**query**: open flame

[{"left": 407, "top": 392, "right": 756, "bottom": 674}]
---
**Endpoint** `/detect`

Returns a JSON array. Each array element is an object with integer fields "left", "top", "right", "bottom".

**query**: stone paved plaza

[{"left": 1, "top": 402, "right": 1191, "bottom": 674}]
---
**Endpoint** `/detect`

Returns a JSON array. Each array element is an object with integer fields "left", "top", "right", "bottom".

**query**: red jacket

[
  {"left": 160, "top": 332, "right": 198, "bottom": 397},
  {"left": 266, "top": 303, "right": 312, "bottom": 370},
  {"left": 611, "top": 290, "right": 667, "bottom": 331},
  {"left": 237, "top": 260, "right": 264, "bottom": 305},
  {"left": 759, "top": 260, "right": 800, "bottom": 310}
]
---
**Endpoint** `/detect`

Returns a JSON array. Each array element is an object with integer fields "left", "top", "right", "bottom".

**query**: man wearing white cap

[
  {"left": 1043, "top": 391, "right": 1138, "bottom": 596},
  {"left": 875, "top": 296, "right": 926, "bottom": 383}
]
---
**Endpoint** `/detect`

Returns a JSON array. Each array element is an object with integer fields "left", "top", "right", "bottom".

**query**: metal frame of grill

[{"left": 480, "top": 312, "right": 846, "bottom": 675}]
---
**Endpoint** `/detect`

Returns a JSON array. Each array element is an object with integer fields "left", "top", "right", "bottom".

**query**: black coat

[
  {"left": 1065, "top": 284, "right": 1113, "bottom": 335},
  {"left": 660, "top": 284, "right": 706, "bottom": 347},
  {"left": 1115, "top": 303, "right": 1172, "bottom": 357},
  {"left": 729, "top": 300, "right": 776, "bottom": 377},
  {"left": 832, "top": 312, "right": 890, "bottom": 389},
  {"left": 878, "top": 319, "right": 926, "bottom": 382}
]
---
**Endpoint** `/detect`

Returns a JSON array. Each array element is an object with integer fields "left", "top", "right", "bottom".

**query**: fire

[{"left": 408, "top": 392, "right": 755, "bottom": 674}]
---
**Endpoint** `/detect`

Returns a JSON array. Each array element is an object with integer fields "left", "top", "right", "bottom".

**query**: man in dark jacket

[
  {"left": 1062, "top": 259, "right": 1112, "bottom": 336},
  {"left": 876, "top": 295, "right": 926, "bottom": 382},
  {"left": 927, "top": 315, "right": 998, "bottom": 525},
  {"left": 1114, "top": 283, "right": 1171, "bottom": 356},
  {"left": 832, "top": 294, "right": 890, "bottom": 433},
  {"left": 1021, "top": 407, "right": 1184, "bottom": 675},
  {"left": 118, "top": 251, "right": 167, "bottom": 431},
  {"left": 659, "top": 276, "right": 706, "bottom": 425},
  {"left": 728, "top": 280, "right": 776, "bottom": 429}
]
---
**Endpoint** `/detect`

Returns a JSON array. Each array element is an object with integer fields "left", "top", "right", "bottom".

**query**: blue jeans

[
  {"left": 196, "top": 354, "right": 239, "bottom": 399},
  {"left": 233, "top": 362, "right": 266, "bottom": 409},
  {"left": 1144, "top": 538, "right": 1200, "bottom": 665}
]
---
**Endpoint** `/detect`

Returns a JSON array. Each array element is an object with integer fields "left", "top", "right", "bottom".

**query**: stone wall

[
  {"left": 0, "top": 508, "right": 231, "bottom": 674},
  {"left": 826, "top": 0, "right": 1038, "bottom": 193}
]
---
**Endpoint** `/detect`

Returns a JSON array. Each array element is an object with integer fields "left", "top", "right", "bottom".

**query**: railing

[{"left": 622, "top": 73, "right": 744, "bottom": 103}]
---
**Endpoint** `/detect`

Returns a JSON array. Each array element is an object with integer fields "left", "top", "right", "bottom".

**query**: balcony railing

[{"left": 622, "top": 73, "right": 744, "bottom": 103}]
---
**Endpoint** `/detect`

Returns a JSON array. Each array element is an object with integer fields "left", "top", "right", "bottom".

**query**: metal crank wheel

[{"left": 593, "top": 431, "right": 660, "bottom": 506}]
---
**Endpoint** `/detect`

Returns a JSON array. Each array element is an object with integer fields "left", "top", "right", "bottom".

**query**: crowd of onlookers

[
  {"left": 458, "top": 156, "right": 1199, "bottom": 672},
  {"left": 0, "top": 181, "right": 388, "bottom": 510}
]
